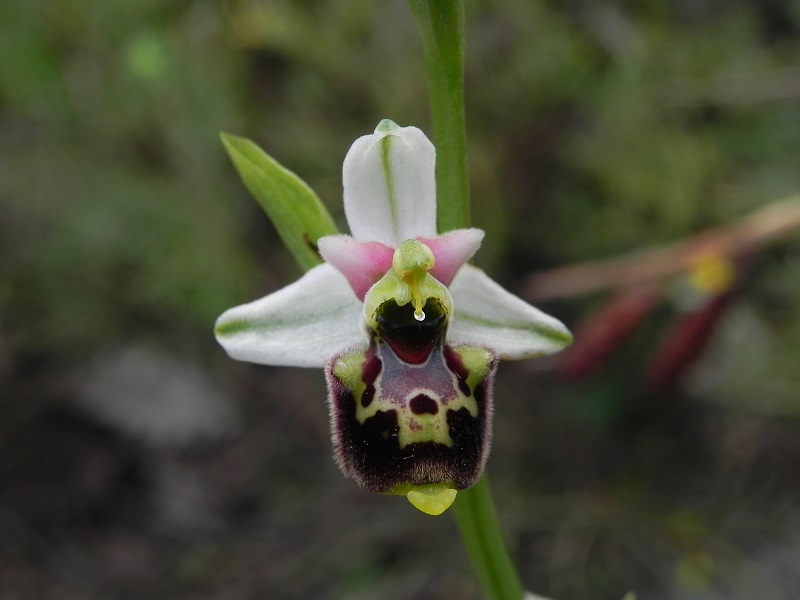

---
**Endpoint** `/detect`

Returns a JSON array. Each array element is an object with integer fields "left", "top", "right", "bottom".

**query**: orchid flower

[{"left": 215, "top": 120, "right": 571, "bottom": 514}]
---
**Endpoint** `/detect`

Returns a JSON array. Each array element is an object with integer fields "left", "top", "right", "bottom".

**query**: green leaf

[{"left": 221, "top": 132, "right": 339, "bottom": 272}]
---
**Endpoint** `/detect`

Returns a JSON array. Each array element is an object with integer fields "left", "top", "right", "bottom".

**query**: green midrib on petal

[
  {"left": 215, "top": 319, "right": 253, "bottom": 336},
  {"left": 216, "top": 315, "right": 326, "bottom": 336},
  {"left": 380, "top": 135, "right": 399, "bottom": 241},
  {"left": 453, "top": 311, "right": 574, "bottom": 347}
]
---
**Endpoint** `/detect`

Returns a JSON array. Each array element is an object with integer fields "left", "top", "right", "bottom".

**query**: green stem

[
  {"left": 453, "top": 477, "right": 524, "bottom": 600},
  {"left": 408, "top": 0, "right": 470, "bottom": 231},
  {"left": 408, "top": 3, "right": 523, "bottom": 598}
]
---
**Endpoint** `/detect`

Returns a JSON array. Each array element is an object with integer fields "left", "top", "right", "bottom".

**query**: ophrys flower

[{"left": 215, "top": 120, "right": 571, "bottom": 514}]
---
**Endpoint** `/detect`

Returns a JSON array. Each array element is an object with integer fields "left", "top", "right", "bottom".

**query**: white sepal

[
  {"left": 343, "top": 120, "right": 437, "bottom": 245},
  {"left": 215, "top": 264, "right": 365, "bottom": 368},
  {"left": 447, "top": 265, "right": 573, "bottom": 360}
]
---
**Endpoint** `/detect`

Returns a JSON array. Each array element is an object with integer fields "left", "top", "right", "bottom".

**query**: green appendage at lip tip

[
  {"left": 407, "top": 486, "right": 457, "bottom": 516},
  {"left": 387, "top": 482, "right": 459, "bottom": 516}
]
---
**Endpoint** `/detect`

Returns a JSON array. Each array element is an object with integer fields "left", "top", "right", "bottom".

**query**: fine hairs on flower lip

[{"left": 215, "top": 120, "right": 572, "bottom": 513}]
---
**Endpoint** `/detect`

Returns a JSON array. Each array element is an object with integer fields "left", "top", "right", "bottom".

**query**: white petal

[
  {"left": 447, "top": 265, "right": 573, "bottom": 360},
  {"left": 343, "top": 120, "right": 437, "bottom": 245},
  {"left": 215, "top": 264, "right": 365, "bottom": 368},
  {"left": 524, "top": 593, "right": 555, "bottom": 600}
]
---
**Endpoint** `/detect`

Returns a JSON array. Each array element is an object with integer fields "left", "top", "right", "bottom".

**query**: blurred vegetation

[{"left": 1, "top": 0, "right": 800, "bottom": 599}]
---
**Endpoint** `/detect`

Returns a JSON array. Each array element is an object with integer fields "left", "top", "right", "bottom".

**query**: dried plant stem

[{"left": 525, "top": 196, "right": 800, "bottom": 301}]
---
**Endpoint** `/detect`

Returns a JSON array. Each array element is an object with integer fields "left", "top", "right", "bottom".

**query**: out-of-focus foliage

[
  {"left": 0, "top": 0, "right": 255, "bottom": 356},
  {"left": 2, "top": 0, "right": 800, "bottom": 599}
]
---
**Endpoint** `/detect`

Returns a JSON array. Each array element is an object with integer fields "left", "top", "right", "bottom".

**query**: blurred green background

[{"left": 2, "top": 0, "right": 800, "bottom": 599}]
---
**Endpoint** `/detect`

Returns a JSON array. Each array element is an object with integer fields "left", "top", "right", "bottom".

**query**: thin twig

[{"left": 524, "top": 196, "right": 800, "bottom": 301}]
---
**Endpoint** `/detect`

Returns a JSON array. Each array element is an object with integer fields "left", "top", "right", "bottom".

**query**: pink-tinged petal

[
  {"left": 215, "top": 264, "right": 365, "bottom": 368},
  {"left": 447, "top": 265, "right": 573, "bottom": 360},
  {"left": 419, "top": 228, "right": 485, "bottom": 286},
  {"left": 318, "top": 235, "right": 394, "bottom": 300},
  {"left": 343, "top": 120, "right": 437, "bottom": 245}
]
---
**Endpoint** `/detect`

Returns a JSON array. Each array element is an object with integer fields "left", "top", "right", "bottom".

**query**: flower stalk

[
  {"left": 409, "top": 2, "right": 527, "bottom": 599},
  {"left": 453, "top": 477, "right": 524, "bottom": 600},
  {"left": 408, "top": 0, "right": 470, "bottom": 232}
]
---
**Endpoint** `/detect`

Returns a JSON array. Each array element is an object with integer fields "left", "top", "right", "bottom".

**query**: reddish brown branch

[{"left": 524, "top": 197, "right": 800, "bottom": 302}]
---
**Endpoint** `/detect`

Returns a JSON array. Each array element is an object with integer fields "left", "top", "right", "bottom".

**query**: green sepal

[{"left": 221, "top": 132, "right": 339, "bottom": 272}]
